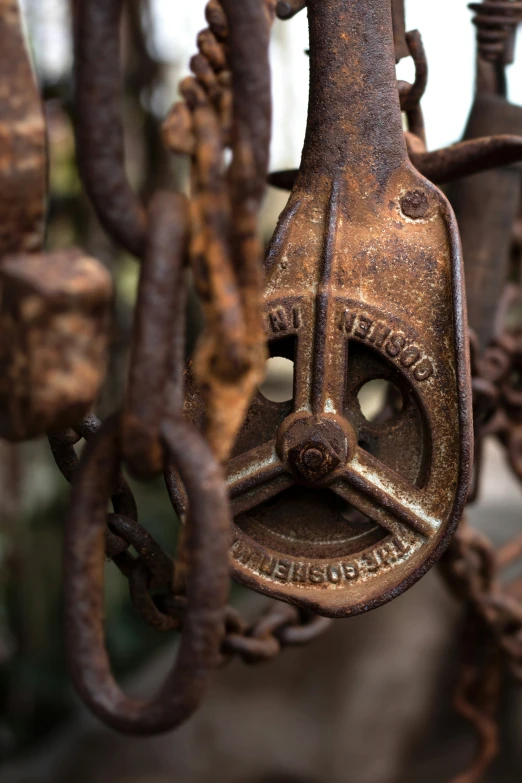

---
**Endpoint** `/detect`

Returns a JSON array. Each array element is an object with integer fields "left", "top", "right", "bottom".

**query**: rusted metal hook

[{"left": 64, "top": 414, "right": 230, "bottom": 735}]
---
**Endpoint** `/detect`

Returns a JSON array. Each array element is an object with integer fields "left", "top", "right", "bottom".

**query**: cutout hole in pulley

[
  {"left": 358, "top": 438, "right": 375, "bottom": 456},
  {"left": 358, "top": 379, "right": 404, "bottom": 424},
  {"left": 259, "top": 357, "right": 294, "bottom": 402},
  {"left": 259, "top": 336, "right": 296, "bottom": 403}
]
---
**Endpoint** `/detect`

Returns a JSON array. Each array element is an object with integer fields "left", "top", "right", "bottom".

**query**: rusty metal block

[{"left": 0, "top": 250, "right": 112, "bottom": 440}]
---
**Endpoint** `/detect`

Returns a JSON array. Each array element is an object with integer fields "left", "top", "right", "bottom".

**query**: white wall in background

[
  {"left": 19, "top": 0, "right": 72, "bottom": 81},
  {"left": 268, "top": 0, "right": 522, "bottom": 169},
  {"left": 270, "top": 0, "right": 522, "bottom": 168}
]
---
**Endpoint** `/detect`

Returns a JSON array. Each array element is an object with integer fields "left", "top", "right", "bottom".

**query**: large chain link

[
  {"left": 45, "top": 0, "right": 332, "bottom": 735},
  {"left": 51, "top": 415, "right": 332, "bottom": 669}
]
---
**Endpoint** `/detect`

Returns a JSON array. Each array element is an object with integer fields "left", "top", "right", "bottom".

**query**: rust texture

[
  {"left": 275, "top": 0, "right": 418, "bottom": 65},
  {"left": 64, "top": 415, "right": 230, "bottom": 734},
  {"left": 2, "top": 0, "right": 522, "bottom": 774},
  {"left": 176, "top": 0, "right": 473, "bottom": 618},
  {"left": 167, "top": 0, "right": 273, "bottom": 463},
  {"left": 59, "top": 0, "right": 292, "bottom": 736},
  {"left": 0, "top": 251, "right": 112, "bottom": 440},
  {"left": 442, "top": 6, "right": 522, "bottom": 780},
  {"left": 391, "top": 0, "right": 410, "bottom": 62},
  {"left": 449, "top": 97, "right": 522, "bottom": 351},
  {"left": 449, "top": 0, "right": 522, "bottom": 352},
  {"left": 122, "top": 192, "right": 189, "bottom": 478},
  {"left": 0, "top": 0, "right": 113, "bottom": 441},
  {"left": 73, "top": 0, "right": 149, "bottom": 258}
]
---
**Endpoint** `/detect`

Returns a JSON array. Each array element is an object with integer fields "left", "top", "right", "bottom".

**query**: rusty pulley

[{"left": 172, "top": 0, "right": 473, "bottom": 618}]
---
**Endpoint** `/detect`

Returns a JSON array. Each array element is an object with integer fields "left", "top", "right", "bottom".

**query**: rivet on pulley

[{"left": 400, "top": 190, "right": 430, "bottom": 219}]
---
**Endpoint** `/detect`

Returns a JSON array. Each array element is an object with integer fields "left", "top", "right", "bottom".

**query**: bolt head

[
  {"left": 287, "top": 433, "right": 342, "bottom": 483},
  {"left": 302, "top": 447, "right": 325, "bottom": 470},
  {"left": 276, "top": 412, "right": 356, "bottom": 486}
]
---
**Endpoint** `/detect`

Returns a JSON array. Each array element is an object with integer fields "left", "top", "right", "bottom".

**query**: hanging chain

[
  {"left": 440, "top": 280, "right": 522, "bottom": 782},
  {"left": 2, "top": 0, "right": 522, "bottom": 773},
  {"left": 161, "top": 0, "right": 277, "bottom": 463}
]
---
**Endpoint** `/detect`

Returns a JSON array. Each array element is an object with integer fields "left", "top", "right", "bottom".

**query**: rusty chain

[
  {"left": 52, "top": 0, "right": 331, "bottom": 735},
  {"left": 162, "top": 0, "right": 276, "bottom": 464},
  {"left": 50, "top": 414, "right": 332, "bottom": 670},
  {"left": 46, "top": 0, "right": 303, "bottom": 733},
  {"left": 1, "top": 0, "right": 522, "bottom": 778},
  {"left": 438, "top": 276, "right": 522, "bottom": 781}
]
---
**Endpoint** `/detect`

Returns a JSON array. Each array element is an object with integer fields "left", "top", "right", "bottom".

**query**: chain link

[
  {"left": 46, "top": 0, "right": 331, "bottom": 735},
  {"left": 51, "top": 415, "right": 332, "bottom": 667}
]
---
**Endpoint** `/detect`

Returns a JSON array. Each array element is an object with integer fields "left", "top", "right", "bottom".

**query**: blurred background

[{"left": 1, "top": 1, "right": 522, "bottom": 781}]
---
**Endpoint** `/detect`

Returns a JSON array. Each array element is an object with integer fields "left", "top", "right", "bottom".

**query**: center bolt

[{"left": 302, "top": 447, "right": 325, "bottom": 471}]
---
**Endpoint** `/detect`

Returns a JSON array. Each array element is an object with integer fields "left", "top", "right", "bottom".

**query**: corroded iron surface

[
  {"left": 64, "top": 414, "right": 230, "bottom": 735},
  {"left": 4, "top": 1, "right": 522, "bottom": 772},
  {"left": 0, "top": 1, "right": 113, "bottom": 440},
  {"left": 162, "top": 0, "right": 274, "bottom": 462},
  {"left": 176, "top": 0, "right": 473, "bottom": 617},
  {"left": 58, "top": 0, "right": 282, "bottom": 736},
  {"left": 0, "top": 251, "right": 112, "bottom": 440}
]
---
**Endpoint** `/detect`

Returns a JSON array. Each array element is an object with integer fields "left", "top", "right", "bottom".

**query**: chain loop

[
  {"left": 64, "top": 414, "right": 230, "bottom": 734},
  {"left": 122, "top": 192, "right": 189, "bottom": 478},
  {"left": 163, "top": 0, "right": 273, "bottom": 462}
]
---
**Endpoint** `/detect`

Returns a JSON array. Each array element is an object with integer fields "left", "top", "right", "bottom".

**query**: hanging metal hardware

[
  {"left": 2, "top": 2, "right": 522, "bottom": 776},
  {"left": 58, "top": 0, "right": 279, "bottom": 735},
  {"left": 0, "top": 0, "right": 112, "bottom": 441},
  {"left": 173, "top": 0, "right": 473, "bottom": 618}
]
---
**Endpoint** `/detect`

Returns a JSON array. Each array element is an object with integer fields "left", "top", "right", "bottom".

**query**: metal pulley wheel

[{"left": 171, "top": 0, "right": 473, "bottom": 617}]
